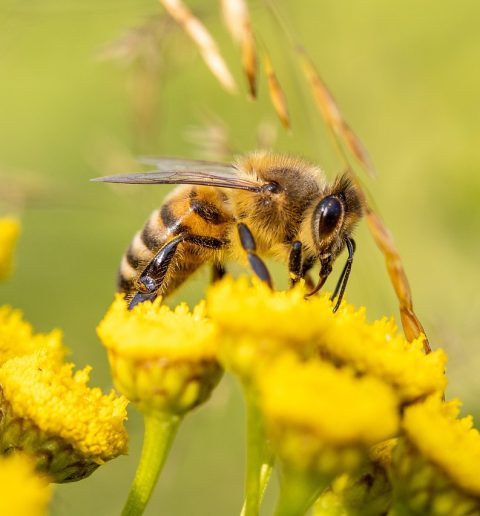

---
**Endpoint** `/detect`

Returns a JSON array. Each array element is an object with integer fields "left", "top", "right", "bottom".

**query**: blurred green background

[{"left": 1, "top": 0, "right": 479, "bottom": 514}]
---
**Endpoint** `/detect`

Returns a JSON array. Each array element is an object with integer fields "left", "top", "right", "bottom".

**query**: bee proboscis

[{"left": 93, "top": 152, "right": 363, "bottom": 310}]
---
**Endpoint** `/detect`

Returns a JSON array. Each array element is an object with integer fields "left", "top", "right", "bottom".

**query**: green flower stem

[
  {"left": 121, "top": 412, "right": 182, "bottom": 516},
  {"left": 241, "top": 461, "right": 274, "bottom": 516},
  {"left": 242, "top": 388, "right": 271, "bottom": 516},
  {"left": 274, "top": 469, "right": 329, "bottom": 516}
]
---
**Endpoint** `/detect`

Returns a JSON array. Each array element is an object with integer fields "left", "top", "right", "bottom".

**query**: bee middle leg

[
  {"left": 288, "top": 241, "right": 303, "bottom": 288},
  {"left": 211, "top": 263, "right": 226, "bottom": 283},
  {"left": 237, "top": 223, "right": 273, "bottom": 288},
  {"left": 288, "top": 242, "right": 316, "bottom": 289}
]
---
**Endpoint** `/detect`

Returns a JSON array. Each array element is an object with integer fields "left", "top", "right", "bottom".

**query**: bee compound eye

[
  {"left": 261, "top": 182, "right": 281, "bottom": 194},
  {"left": 316, "top": 196, "right": 342, "bottom": 238}
]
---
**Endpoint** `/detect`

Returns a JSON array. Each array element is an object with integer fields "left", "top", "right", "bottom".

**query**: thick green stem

[
  {"left": 121, "top": 412, "right": 181, "bottom": 516},
  {"left": 242, "top": 389, "right": 271, "bottom": 516}
]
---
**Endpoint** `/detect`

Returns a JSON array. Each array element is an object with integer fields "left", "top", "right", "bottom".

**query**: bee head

[{"left": 312, "top": 174, "right": 363, "bottom": 257}]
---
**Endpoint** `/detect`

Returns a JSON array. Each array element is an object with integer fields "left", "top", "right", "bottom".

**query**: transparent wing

[{"left": 91, "top": 157, "right": 263, "bottom": 192}]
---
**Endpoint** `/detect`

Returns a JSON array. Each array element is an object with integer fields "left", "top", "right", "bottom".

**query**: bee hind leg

[
  {"left": 128, "top": 234, "right": 187, "bottom": 310},
  {"left": 237, "top": 223, "right": 273, "bottom": 289}
]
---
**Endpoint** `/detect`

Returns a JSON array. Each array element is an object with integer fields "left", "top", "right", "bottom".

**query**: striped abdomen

[{"left": 117, "top": 185, "right": 234, "bottom": 301}]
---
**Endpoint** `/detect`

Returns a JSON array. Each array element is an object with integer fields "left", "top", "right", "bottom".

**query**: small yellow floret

[
  {"left": 259, "top": 354, "right": 399, "bottom": 446},
  {"left": 0, "top": 454, "right": 51, "bottom": 516},
  {"left": 0, "top": 305, "right": 65, "bottom": 365},
  {"left": 98, "top": 295, "right": 217, "bottom": 360},
  {"left": 403, "top": 396, "right": 480, "bottom": 496},
  {"left": 0, "top": 216, "right": 20, "bottom": 280},
  {"left": 0, "top": 350, "right": 128, "bottom": 459},
  {"left": 207, "top": 277, "right": 447, "bottom": 401},
  {"left": 258, "top": 354, "right": 399, "bottom": 477},
  {"left": 207, "top": 276, "right": 331, "bottom": 344},
  {"left": 323, "top": 306, "right": 447, "bottom": 401}
]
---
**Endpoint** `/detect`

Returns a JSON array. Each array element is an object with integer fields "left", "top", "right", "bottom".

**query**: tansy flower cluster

[
  {"left": 92, "top": 276, "right": 480, "bottom": 516},
  {"left": 0, "top": 303, "right": 128, "bottom": 511}
]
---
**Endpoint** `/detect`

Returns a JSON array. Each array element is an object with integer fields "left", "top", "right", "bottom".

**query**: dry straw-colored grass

[
  {"left": 159, "top": 0, "right": 237, "bottom": 93},
  {"left": 221, "top": 0, "right": 257, "bottom": 97}
]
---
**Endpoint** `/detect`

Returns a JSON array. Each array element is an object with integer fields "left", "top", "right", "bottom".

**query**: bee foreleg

[
  {"left": 129, "top": 234, "right": 187, "bottom": 310},
  {"left": 288, "top": 241, "right": 303, "bottom": 288},
  {"left": 301, "top": 255, "right": 317, "bottom": 290},
  {"left": 306, "top": 256, "right": 332, "bottom": 298},
  {"left": 330, "top": 238, "right": 356, "bottom": 313},
  {"left": 237, "top": 223, "right": 273, "bottom": 289}
]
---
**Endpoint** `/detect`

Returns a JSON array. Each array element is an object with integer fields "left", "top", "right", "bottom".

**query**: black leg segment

[
  {"left": 128, "top": 234, "right": 187, "bottom": 310},
  {"left": 237, "top": 223, "right": 273, "bottom": 288},
  {"left": 288, "top": 241, "right": 303, "bottom": 288},
  {"left": 330, "top": 238, "right": 356, "bottom": 312},
  {"left": 211, "top": 263, "right": 226, "bottom": 283},
  {"left": 306, "top": 256, "right": 332, "bottom": 297}
]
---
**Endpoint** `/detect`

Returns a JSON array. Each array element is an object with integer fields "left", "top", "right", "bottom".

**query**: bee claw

[{"left": 128, "top": 292, "right": 158, "bottom": 310}]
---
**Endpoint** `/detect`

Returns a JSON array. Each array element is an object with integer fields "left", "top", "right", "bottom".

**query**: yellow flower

[
  {"left": 257, "top": 354, "right": 399, "bottom": 476},
  {"left": 323, "top": 307, "right": 447, "bottom": 402},
  {"left": 208, "top": 276, "right": 329, "bottom": 343},
  {"left": 97, "top": 295, "right": 222, "bottom": 416},
  {"left": 0, "top": 350, "right": 128, "bottom": 482},
  {"left": 207, "top": 277, "right": 447, "bottom": 401},
  {"left": 0, "top": 453, "right": 51, "bottom": 516},
  {"left": 390, "top": 396, "right": 480, "bottom": 514},
  {"left": 0, "top": 216, "right": 20, "bottom": 280},
  {"left": 0, "top": 217, "right": 20, "bottom": 280},
  {"left": 0, "top": 305, "right": 65, "bottom": 366}
]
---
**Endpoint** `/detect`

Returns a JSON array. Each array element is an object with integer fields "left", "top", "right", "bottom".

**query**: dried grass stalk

[
  {"left": 295, "top": 45, "right": 429, "bottom": 350},
  {"left": 365, "top": 209, "right": 431, "bottom": 353},
  {"left": 263, "top": 51, "right": 290, "bottom": 129},
  {"left": 297, "top": 47, "right": 376, "bottom": 178},
  {"left": 221, "top": 0, "right": 257, "bottom": 97},
  {"left": 160, "top": 0, "right": 237, "bottom": 92}
]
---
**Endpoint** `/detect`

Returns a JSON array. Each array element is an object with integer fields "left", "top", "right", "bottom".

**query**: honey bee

[{"left": 93, "top": 152, "right": 363, "bottom": 310}]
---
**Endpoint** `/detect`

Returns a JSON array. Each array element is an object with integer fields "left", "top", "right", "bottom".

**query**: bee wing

[{"left": 91, "top": 157, "right": 263, "bottom": 192}]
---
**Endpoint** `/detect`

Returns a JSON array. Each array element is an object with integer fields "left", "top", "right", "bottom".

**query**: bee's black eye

[
  {"left": 316, "top": 196, "right": 342, "bottom": 238},
  {"left": 261, "top": 182, "right": 281, "bottom": 194}
]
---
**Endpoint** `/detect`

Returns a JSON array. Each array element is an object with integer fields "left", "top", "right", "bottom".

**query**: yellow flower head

[
  {"left": 207, "top": 277, "right": 447, "bottom": 401},
  {"left": 389, "top": 396, "right": 480, "bottom": 514},
  {"left": 258, "top": 354, "right": 399, "bottom": 477},
  {"left": 404, "top": 397, "right": 480, "bottom": 495},
  {"left": 97, "top": 295, "right": 222, "bottom": 416},
  {"left": 0, "top": 305, "right": 65, "bottom": 366},
  {"left": 206, "top": 277, "right": 327, "bottom": 379},
  {"left": 0, "top": 350, "right": 128, "bottom": 482},
  {"left": 0, "top": 454, "right": 51, "bottom": 516},
  {"left": 0, "top": 216, "right": 20, "bottom": 280}
]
